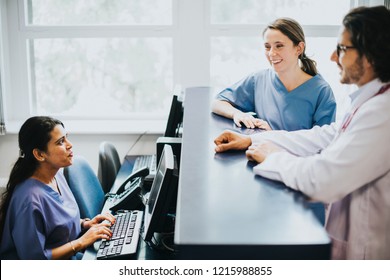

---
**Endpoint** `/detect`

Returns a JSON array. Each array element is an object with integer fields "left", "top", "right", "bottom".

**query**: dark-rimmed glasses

[{"left": 336, "top": 44, "right": 356, "bottom": 56}]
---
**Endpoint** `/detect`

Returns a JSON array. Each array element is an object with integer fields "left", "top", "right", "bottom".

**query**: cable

[
  {"left": 144, "top": 215, "right": 178, "bottom": 253},
  {"left": 146, "top": 232, "right": 178, "bottom": 253},
  {"left": 126, "top": 130, "right": 148, "bottom": 155},
  {"left": 161, "top": 234, "right": 176, "bottom": 252}
]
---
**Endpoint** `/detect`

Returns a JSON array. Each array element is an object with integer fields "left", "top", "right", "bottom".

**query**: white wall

[
  {"left": 0, "top": 134, "right": 17, "bottom": 179},
  {"left": 0, "top": 133, "right": 159, "bottom": 181}
]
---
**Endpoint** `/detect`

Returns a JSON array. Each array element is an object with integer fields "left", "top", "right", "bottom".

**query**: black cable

[{"left": 126, "top": 130, "right": 148, "bottom": 155}]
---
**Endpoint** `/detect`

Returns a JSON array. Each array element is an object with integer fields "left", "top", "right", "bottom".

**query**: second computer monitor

[
  {"left": 164, "top": 94, "right": 183, "bottom": 137},
  {"left": 142, "top": 144, "right": 178, "bottom": 243}
]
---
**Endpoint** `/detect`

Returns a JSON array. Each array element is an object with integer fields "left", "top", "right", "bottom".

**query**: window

[
  {"left": 5, "top": 0, "right": 175, "bottom": 126},
  {"left": 210, "top": 0, "right": 349, "bottom": 25},
  {"left": 25, "top": 0, "right": 173, "bottom": 120},
  {"left": 27, "top": 0, "right": 172, "bottom": 25},
  {"left": 31, "top": 37, "right": 172, "bottom": 117},
  {"left": 2, "top": 0, "right": 373, "bottom": 132}
]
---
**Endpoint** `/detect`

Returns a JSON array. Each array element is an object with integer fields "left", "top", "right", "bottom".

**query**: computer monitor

[
  {"left": 164, "top": 94, "right": 183, "bottom": 137},
  {"left": 142, "top": 144, "right": 179, "bottom": 243}
]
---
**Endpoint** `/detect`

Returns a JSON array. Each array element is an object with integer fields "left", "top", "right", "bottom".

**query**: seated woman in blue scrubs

[
  {"left": 0, "top": 116, "right": 116, "bottom": 259},
  {"left": 212, "top": 18, "right": 336, "bottom": 224},
  {"left": 212, "top": 17, "right": 336, "bottom": 131}
]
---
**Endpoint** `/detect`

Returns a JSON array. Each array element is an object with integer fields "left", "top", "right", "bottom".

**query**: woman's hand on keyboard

[
  {"left": 78, "top": 223, "right": 114, "bottom": 250},
  {"left": 82, "top": 212, "right": 116, "bottom": 230}
]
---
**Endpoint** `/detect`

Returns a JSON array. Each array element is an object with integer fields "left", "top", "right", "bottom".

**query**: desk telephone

[{"left": 107, "top": 167, "right": 149, "bottom": 212}]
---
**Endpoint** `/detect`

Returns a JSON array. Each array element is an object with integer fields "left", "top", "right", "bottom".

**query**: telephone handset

[
  {"left": 116, "top": 166, "right": 149, "bottom": 195},
  {"left": 108, "top": 167, "right": 149, "bottom": 212}
]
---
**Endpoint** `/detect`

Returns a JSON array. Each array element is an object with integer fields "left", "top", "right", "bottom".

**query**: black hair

[
  {"left": 343, "top": 6, "right": 390, "bottom": 82},
  {"left": 0, "top": 116, "right": 64, "bottom": 241}
]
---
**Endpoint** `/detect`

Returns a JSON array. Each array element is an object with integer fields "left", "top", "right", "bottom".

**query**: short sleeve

[
  {"left": 12, "top": 201, "right": 51, "bottom": 259},
  {"left": 313, "top": 85, "right": 337, "bottom": 126},
  {"left": 216, "top": 73, "right": 256, "bottom": 113}
]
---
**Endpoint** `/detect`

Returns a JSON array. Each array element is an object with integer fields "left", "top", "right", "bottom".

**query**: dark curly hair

[{"left": 343, "top": 6, "right": 390, "bottom": 82}]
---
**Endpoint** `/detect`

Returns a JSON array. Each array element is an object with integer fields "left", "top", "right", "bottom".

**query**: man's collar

[{"left": 349, "top": 78, "right": 385, "bottom": 108}]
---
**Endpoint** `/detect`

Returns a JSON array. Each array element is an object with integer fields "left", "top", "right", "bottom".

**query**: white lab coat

[{"left": 251, "top": 79, "right": 390, "bottom": 259}]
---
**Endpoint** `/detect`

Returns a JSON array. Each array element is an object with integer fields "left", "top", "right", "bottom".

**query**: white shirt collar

[{"left": 349, "top": 78, "right": 385, "bottom": 109}]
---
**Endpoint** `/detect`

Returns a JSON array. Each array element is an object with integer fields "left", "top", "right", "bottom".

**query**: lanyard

[{"left": 340, "top": 83, "right": 390, "bottom": 132}]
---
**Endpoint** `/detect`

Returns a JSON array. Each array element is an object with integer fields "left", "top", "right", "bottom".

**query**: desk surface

[{"left": 174, "top": 87, "right": 331, "bottom": 259}]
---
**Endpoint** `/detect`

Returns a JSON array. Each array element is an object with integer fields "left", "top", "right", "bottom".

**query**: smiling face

[
  {"left": 330, "top": 28, "right": 374, "bottom": 87},
  {"left": 263, "top": 28, "right": 303, "bottom": 74},
  {"left": 37, "top": 124, "right": 73, "bottom": 169}
]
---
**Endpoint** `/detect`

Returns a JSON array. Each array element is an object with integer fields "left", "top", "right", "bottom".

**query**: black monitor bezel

[
  {"left": 142, "top": 145, "right": 178, "bottom": 242},
  {"left": 164, "top": 94, "right": 183, "bottom": 137}
]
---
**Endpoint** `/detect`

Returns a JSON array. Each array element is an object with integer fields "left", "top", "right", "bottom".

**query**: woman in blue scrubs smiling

[
  {"left": 0, "top": 116, "right": 115, "bottom": 259},
  {"left": 212, "top": 18, "right": 336, "bottom": 131}
]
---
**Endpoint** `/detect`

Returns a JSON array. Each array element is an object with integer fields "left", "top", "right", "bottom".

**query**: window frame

[{"left": 1, "top": 0, "right": 380, "bottom": 133}]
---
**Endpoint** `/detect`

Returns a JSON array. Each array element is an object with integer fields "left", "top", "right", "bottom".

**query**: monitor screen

[
  {"left": 164, "top": 94, "right": 183, "bottom": 137},
  {"left": 142, "top": 144, "right": 178, "bottom": 242}
]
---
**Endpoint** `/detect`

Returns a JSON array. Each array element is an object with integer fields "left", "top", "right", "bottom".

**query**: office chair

[
  {"left": 97, "top": 141, "right": 121, "bottom": 194},
  {"left": 64, "top": 156, "right": 105, "bottom": 219}
]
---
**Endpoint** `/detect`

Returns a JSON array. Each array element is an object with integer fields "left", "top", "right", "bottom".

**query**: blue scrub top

[
  {"left": 217, "top": 69, "right": 336, "bottom": 131},
  {"left": 0, "top": 171, "right": 81, "bottom": 260}
]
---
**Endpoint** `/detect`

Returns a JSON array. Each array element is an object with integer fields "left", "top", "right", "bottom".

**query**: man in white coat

[{"left": 214, "top": 6, "right": 390, "bottom": 259}]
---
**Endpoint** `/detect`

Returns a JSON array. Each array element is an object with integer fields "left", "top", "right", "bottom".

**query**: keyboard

[
  {"left": 96, "top": 210, "right": 143, "bottom": 259},
  {"left": 133, "top": 154, "right": 157, "bottom": 181}
]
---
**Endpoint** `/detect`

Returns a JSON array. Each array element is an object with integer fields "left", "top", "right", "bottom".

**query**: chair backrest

[
  {"left": 0, "top": 181, "right": 7, "bottom": 205},
  {"left": 98, "top": 141, "right": 121, "bottom": 194},
  {"left": 64, "top": 156, "right": 105, "bottom": 219}
]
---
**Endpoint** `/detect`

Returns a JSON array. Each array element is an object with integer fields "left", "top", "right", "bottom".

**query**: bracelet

[
  {"left": 69, "top": 241, "right": 77, "bottom": 254},
  {"left": 81, "top": 218, "right": 91, "bottom": 229}
]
